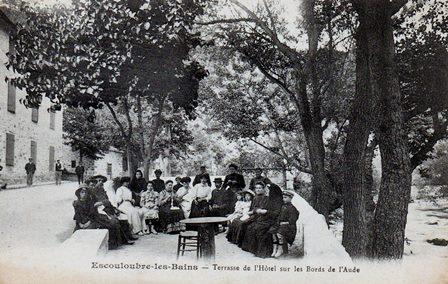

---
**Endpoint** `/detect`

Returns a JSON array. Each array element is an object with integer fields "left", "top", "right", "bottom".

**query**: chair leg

[
  {"left": 176, "top": 235, "right": 181, "bottom": 259},
  {"left": 181, "top": 239, "right": 186, "bottom": 256}
]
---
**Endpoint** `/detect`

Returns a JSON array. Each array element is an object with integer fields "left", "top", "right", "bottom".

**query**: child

[
  {"left": 226, "top": 191, "right": 245, "bottom": 222},
  {"left": 269, "top": 190, "right": 300, "bottom": 258},
  {"left": 140, "top": 181, "right": 159, "bottom": 234},
  {"left": 240, "top": 190, "right": 254, "bottom": 221}
]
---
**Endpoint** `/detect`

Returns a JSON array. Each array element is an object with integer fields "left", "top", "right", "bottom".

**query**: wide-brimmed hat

[
  {"left": 92, "top": 175, "right": 107, "bottom": 183},
  {"left": 282, "top": 190, "right": 295, "bottom": 198},
  {"left": 214, "top": 177, "right": 223, "bottom": 183},
  {"left": 242, "top": 189, "right": 255, "bottom": 196},
  {"left": 75, "top": 184, "right": 89, "bottom": 198}
]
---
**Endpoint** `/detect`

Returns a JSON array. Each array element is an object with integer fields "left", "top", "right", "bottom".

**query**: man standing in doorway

[
  {"left": 25, "top": 158, "right": 36, "bottom": 187},
  {"left": 192, "top": 165, "right": 211, "bottom": 187},
  {"left": 75, "top": 163, "right": 85, "bottom": 184},
  {"left": 55, "top": 160, "right": 63, "bottom": 185}
]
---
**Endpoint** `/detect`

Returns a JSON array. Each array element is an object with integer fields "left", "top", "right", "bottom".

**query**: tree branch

[
  {"left": 390, "top": 0, "right": 408, "bottom": 16},
  {"left": 194, "top": 18, "right": 256, "bottom": 25}
]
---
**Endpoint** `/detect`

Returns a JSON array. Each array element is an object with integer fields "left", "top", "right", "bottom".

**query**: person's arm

[
  {"left": 287, "top": 207, "right": 300, "bottom": 225},
  {"left": 192, "top": 175, "right": 200, "bottom": 186},
  {"left": 206, "top": 174, "right": 211, "bottom": 187},
  {"left": 238, "top": 174, "right": 246, "bottom": 189},
  {"left": 222, "top": 175, "right": 229, "bottom": 189}
]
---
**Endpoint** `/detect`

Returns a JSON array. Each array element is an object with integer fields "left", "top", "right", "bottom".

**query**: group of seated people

[{"left": 72, "top": 164, "right": 300, "bottom": 258}]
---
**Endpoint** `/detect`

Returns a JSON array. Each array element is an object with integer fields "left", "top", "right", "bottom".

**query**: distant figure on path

[
  {"left": 152, "top": 169, "right": 165, "bottom": 193},
  {"left": 55, "top": 160, "right": 63, "bottom": 185},
  {"left": 75, "top": 164, "right": 85, "bottom": 184},
  {"left": 192, "top": 165, "right": 211, "bottom": 187},
  {"left": 25, "top": 158, "right": 36, "bottom": 187}
]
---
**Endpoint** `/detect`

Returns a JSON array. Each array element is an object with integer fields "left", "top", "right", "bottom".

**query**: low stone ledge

[{"left": 59, "top": 229, "right": 109, "bottom": 258}]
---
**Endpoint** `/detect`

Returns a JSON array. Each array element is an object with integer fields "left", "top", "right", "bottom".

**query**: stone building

[
  {"left": 0, "top": 10, "right": 63, "bottom": 184},
  {"left": 62, "top": 145, "right": 126, "bottom": 181}
]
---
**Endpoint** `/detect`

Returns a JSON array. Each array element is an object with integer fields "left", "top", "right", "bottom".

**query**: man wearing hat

[
  {"left": 152, "top": 169, "right": 165, "bottom": 193},
  {"left": 209, "top": 177, "right": 234, "bottom": 217},
  {"left": 269, "top": 190, "right": 300, "bottom": 258},
  {"left": 249, "top": 168, "right": 271, "bottom": 191},
  {"left": 222, "top": 163, "right": 246, "bottom": 211}
]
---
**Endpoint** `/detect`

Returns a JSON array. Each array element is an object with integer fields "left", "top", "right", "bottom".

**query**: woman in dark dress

[
  {"left": 130, "top": 170, "right": 147, "bottom": 207},
  {"left": 158, "top": 180, "right": 185, "bottom": 234},
  {"left": 73, "top": 186, "right": 123, "bottom": 249},
  {"left": 241, "top": 182, "right": 283, "bottom": 258}
]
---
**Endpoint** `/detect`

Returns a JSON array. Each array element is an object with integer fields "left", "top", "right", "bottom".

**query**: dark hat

[
  {"left": 75, "top": 184, "right": 89, "bottom": 199},
  {"left": 254, "top": 167, "right": 262, "bottom": 171},
  {"left": 200, "top": 165, "right": 206, "bottom": 169},
  {"left": 282, "top": 190, "right": 295, "bottom": 198},
  {"left": 92, "top": 175, "right": 107, "bottom": 183},
  {"left": 165, "top": 180, "right": 174, "bottom": 185},
  {"left": 180, "top": 176, "right": 191, "bottom": 183},
  {"left": 120, "top": 176, "right": 131, "bottom": 184},
  {"left": 214, "top": 177, "right": 223, "bottom": 183},
  {"left": 228, "top": 163, "right": 238, "bottom": 169},
  {"left": 154, "top": 169, "right": 162, "bottom": 174}
]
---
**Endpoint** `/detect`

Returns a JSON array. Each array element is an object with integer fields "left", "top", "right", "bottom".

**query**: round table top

[{"left": 180, "top": 217, "right": 228, "bottom": 224}]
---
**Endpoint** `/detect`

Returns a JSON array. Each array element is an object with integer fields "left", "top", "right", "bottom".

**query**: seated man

[
  {"left": 269, "top": 190, "right": 300, "bottom": 258},
  {"left": 209, "top": 178, "right": 233, "bottom": 217}
]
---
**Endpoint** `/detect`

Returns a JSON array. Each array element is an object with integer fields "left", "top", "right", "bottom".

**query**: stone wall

[{"left": 0, "top": 23, "right": 63, "bottom": 185}]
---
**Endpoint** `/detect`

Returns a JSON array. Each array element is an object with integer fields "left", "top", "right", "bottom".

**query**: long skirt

[
  {"left": 159, "top": 205, "right": 185, "bottom": 234},
  {"left": 227, "top": 218, "right": 252, "bottom": 245},
  {"left": 241, "top": 219, "right": 275, "bottom": 258},
  {"left": 118, "top": 201, "right": 144, "bottom": 234},
  {"left": 189, "top": 200, "right": 210, "bottom": 218},
  {"left": 75, "top": 215, "right": 122, "bottom": 249}
]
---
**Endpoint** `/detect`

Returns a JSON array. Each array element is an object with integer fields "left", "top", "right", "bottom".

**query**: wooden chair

[{"left": 176, "top": 230, "right": 201, "bottom": 259}]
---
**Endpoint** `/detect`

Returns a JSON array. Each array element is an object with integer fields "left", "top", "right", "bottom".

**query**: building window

[
  {"left": 107, "top": 163, "right": 112, "bottom": 176},
  {"left": 31, "top": 108, "right": 39, "bottom": 123},
  {"left": 122, "top": 156, "right": 128, "bottom": 172},
  {"left": 49, "top": 146, "right": 55, "bottom": 171},
  {"left": 7, "top": 81, "right": 16, "bottom": 113},
  {"left": 50, "top": 111, "right": 56, "bottom": 130},
  {"left": 71, "top": 160, "right": 76, "bottom": 168},
  {"left": 5, "top": 133, "right": 15, "bottom": 166},
  {"left": 31, "top": 140, "right": 37, "bottom": 163}
]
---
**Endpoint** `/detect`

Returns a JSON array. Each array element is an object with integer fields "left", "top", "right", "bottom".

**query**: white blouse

[{"left": 115, "top": 186, "right": 133, "bottom": 204}]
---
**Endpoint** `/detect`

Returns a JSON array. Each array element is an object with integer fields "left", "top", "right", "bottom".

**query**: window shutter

[
  {"left": 31, "top": 140, "right": 37, "bottom": 163},
  {"left": 107, "top": 163, "right": 112, "bottom": 176},
  {"left": 31, "top": 108, "right": 39, "bottom": 123},
  {"left": 7, "top": 82, "right": 16, "bottom": 113},
  {"left": 49, "top": 146, "right": 55, "bottom": 171},
  {"left": 5, "top": 133, "right": 15, "bottom": 166},
  {"left": 50, "top": 111, "right": 55, "bottom": 130}
]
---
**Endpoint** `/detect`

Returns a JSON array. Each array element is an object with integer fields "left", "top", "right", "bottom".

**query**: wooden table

[{"left": 180, "top": 217, "right": 228, "bottom": 260}]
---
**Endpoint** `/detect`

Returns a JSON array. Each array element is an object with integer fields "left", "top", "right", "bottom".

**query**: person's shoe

[
  {"left": 150, "top": 227, "right": 158, "bottom": 235},
  {"left": 137, "top": 231, "right": 145, "bottom": 236},
  {"left": 271, "top": 244, "right": 278, "bottom": 257},
  {"left": 129, "top": 236, "right": 139, "bottom": 241},
  {"left": 125, "top": 241, "right": 135, "bottom": 245},
  {"left": 274, "top": 245, "right": 284, "bottom": 258}
]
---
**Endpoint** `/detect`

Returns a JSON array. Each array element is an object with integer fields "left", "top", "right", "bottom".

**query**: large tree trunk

[
  {"left": 373, "top": 5, "right": 412, "bottom": 257},
  {"left": 342, "top": 0, "right": 394, "bottom": 257}
]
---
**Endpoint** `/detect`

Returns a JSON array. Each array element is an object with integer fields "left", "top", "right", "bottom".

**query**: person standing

[
  {"left": 25, "top": 158, "right": 36, "bottom": 187},
  {"left": 173, "top": 176, "right": 182, "bottom": 192},
  {"left": 249, "top": 168, "right": 271, "bottom": 191},
  {"left": 75, "top": 163, "right": 85, "bottom": 185},
  {"left": 209, "top": 177, "right": 233, "bottom": 217},
  {"left": 152, "top": 169, "right": 165, "bottom": 193},
  {"left": 192, "top": 165, "right": 211, "bottom": 187},
  {"left": 55, "top": 160, "right": 63, "bottom": 185},
  {"left": 222, "top": 163, "right": 246, "bottom": 211}
]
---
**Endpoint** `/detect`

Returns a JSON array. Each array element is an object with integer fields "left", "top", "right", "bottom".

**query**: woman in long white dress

[
  {"left": 115, "top": 177, "right": 145, "bottom": 235},
  {"left": 176, "top": 177, "right": 193, "bottom": 218}
]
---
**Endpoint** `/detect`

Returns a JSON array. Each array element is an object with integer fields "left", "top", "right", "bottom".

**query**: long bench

[{"left": 60, "top": 229, "right": 109, "bottom": 258}]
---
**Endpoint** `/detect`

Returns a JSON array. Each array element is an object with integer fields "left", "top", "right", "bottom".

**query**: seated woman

[
  {"left": 130, "top": 170, "right": 147, "bottom": 207},
  {"left": 73, "top": 186, "right": 123, "bottom": 249},
  {"left": 158, "top": 180, "right": 185, "bottom": 234},
  {"left": 176, "top": 177, "right": 193, "bottom": 218},
  {"left": 226, "top": 190, "right": 254, "bottom": 244},
  {"left": 115, "top": 177, "right": 146, "bottom": 236},
  {"left": 140, "top": 181, "right": 159, "bottom": 234},
  {"left": 241, "top": 182, "right": 283, "bottom": 258},
  {"left": 269, "top": 190, "right": 300, "bottom": 258},
  {"left": 189, "top": 174, "right": 212, "bottom": 218}
]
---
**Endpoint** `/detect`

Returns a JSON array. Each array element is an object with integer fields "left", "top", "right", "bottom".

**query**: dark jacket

[{"left": 25, "top": 162, "right": 36, "bottom": 174}]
